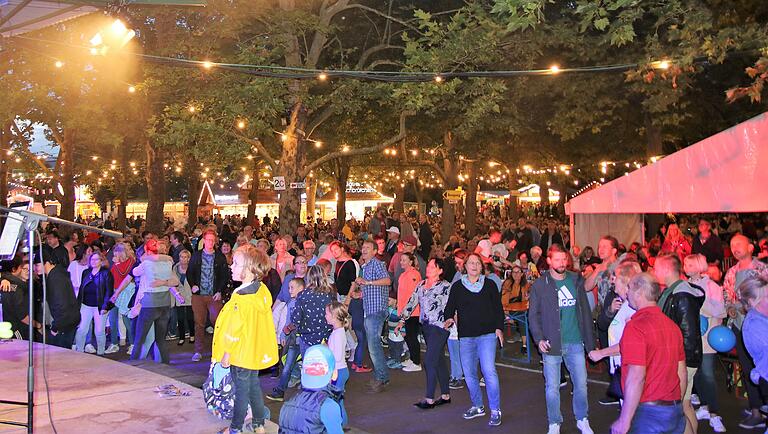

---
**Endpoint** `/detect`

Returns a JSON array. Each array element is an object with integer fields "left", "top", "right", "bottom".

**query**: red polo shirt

[{"left": 620, "top": 305, "right": 685, "bottom": 402}]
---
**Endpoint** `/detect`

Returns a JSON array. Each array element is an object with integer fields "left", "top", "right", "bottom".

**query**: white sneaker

[
  {"left": 696, "top": 406, "right": 711, "bottom": 420},
  {"left": 690, "top": 393, "right": 701, "bottom": 406},
  {"left": 576, "top": 418, "right": 594, "bottom": 434},
  {"left": 84, "top": 344, "right": 97, "bottom": 354},
  {"left": 547, "top": 423, "right": 561, "bottom": 434},
  {"left": 402, "top": 363, "right": 422, "bottom": 372},
  {"left": 401, "top": 359, "right": 414, "bottom": 367},
  {"left": 126, "top": 345, "right": 134, "bottom": 355},
  {"left": 192, "top": 352, "right": 202, "bottom": 362},
  {"left": 709, "top": 415, "right": 726, "bottom": 433},
  {"left": 206, "top": 326, "right": 214, "bottom": 334},
  {"left": 104, "top": 344, "right": 120, "bottom": 354}
]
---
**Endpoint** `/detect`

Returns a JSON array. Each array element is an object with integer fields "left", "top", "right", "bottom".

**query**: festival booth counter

[
  {"left": 565, "top": 112, "right": 768, "bottom": 250},
  {"left": 317, "top": 183, "right": 394, "bottom": 220}
]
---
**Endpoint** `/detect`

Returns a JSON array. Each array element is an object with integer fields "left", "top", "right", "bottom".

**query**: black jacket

[
  {"left": 418, "top": 222, "right": 433, "bottom": 257},
  {"left": 660, "top": 280, "right": 705, "bottom": 368},
  {"left": 692, "top": 234, "right": 724, "bottom": 265},
  {"left": 45, "top": 265, "right": 80, "bottom": 333},
  {"left": 529, "top": 270, "right": 595, "bottom": 356},
  {"left": 77, "top": 267, "right": 115, "bottom": 312},
  {"left": 539, "top": 230, "right": 564, "bottom": 252},
  {"left": 187, "top": 249, "right": 230, "bottom": 295}
]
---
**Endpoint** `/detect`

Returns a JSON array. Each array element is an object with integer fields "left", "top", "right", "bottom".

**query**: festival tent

[{"left": 565, "top": 112, "right": 768, "bottom": 250}]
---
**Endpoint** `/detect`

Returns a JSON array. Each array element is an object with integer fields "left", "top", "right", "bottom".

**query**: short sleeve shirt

[
  {"left": 620, "top": 305, "right": 685, "bottom": 402},
  {"left": 361, "top": 258, "right": 390, "bottom": 316}
]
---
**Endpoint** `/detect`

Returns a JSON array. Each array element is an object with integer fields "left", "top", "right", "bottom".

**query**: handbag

[{"left": 203, "top": 362, "right": 271, "bottom": 421}]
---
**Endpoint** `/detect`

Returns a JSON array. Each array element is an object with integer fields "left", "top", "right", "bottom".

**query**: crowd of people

[{"left": 2, "top": 205, "right": 768, "bottom": 433}]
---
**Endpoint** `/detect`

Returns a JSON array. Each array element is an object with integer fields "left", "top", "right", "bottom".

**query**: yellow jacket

[{"left": 212, "top": 281, "right": 279, "bottom": 370}]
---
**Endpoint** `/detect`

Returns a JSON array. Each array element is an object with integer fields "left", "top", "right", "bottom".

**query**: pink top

[{"left": 398, "top": 268, "right": 422, "bottom": 317}]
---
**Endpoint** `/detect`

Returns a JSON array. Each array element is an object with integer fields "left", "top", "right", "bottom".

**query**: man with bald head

[{"left": 723, "top": 234, "right": 768, "bottom": 429}]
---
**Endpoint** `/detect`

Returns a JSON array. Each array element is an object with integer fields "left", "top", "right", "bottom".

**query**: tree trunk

[
  {"left": 440, "top": 131, "right": 458, "bottom": 244},
  {"left": 145, "top": 139, "right": 166, "bottom": 234},
  {"left": 508, "top": 177, "right": 519, "bottom": 221},
  {"left": 413, "top": 179, "right": 423, "bottom": 212},
  {"left": 556, "top": 181, "right": 568, "bottom": 217},
  {"left": 465, "top": 160, "right": 478, "bottom": 238},
  {"left": 306, "top": 176, "right": 317, "bottom": 224},
  {"left": 186, "top": 173, "right": 202, "bottom": 230},
  {"left": 247, "top": 159, "right": 260, "bottom": 225},
  {"left": 644, "top": 112, "right": 663, "bottom": 158},
  {"left": 393, "top": 177, "right": 405, "bottom": 213},
  {"left": 58, "top": 130, "right": 76, "bottom": 221},
  {"left": 115, "top": 136, "right": 132, "bottom": 233},
  {"left": 334, "top": 159, "right": 349, "bottom": 231},
  {"left": 539, "top": 182, "right": 550, "bottom": 206},
  {"left": 277, "top": 103, "right": 307, "bottom": 235}
]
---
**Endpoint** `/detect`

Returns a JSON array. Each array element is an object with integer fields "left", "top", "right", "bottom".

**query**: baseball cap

[
  {"left": 301, "top": 345, "right": 335, "bottom": 390},
  {"left": 402, "top": 234, "right": 417, "bottom": 246},
  {"left": 386, "top": 226, "right": 400, "bottom": 235}
]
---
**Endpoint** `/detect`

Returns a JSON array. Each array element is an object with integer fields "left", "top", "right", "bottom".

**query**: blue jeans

[
  {"left": 543, "top": 342, "right": 589, "bottom": 425},
  {"left": 331, "top": 367, "right": 349, "bottom": 426},
  {"left": 448, "top": 338, "right": 463, "bottom": 380},
  {"left": 459, "top": 333, "right": 500, "bottom": 410},
  {"left": 349, "top": 299, "right": 366, "bottom": 366},
  {"left": 364, "top": 309, "right": 389, "bottom": 382},
  {"left": 629, "top": 403, "right": 685, "bottom": 434},
  {"left": 231, "top": 365, "right": 266, "bottom": 431},
  {"left": 693, "top": 353, "right": 719, "bottom": 413},
  {"left": 275, "top": 343, "right": 301, "bottom": 394}
]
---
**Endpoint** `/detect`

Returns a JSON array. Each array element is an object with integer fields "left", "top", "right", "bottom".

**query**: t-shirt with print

[{"left": 555, "top": 275, "right": 582, "bottom": 344}]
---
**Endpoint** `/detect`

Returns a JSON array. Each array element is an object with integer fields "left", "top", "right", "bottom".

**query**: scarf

[{"left": 461, "top": 275, "right": 485, "bottom": 293}]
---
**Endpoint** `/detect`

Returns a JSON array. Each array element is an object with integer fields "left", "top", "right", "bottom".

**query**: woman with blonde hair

[
  {"left": 684, "top": 253, "right": 726, "bottom": 431},
  {"left": 662, "top": 223, "right": 692, "bottom": 260},
  {"left": 213, "top": 244, "right": 278, "bottom": 434},
  {"left": 291, "top": 265, "right": 334, "bottom": 355}
]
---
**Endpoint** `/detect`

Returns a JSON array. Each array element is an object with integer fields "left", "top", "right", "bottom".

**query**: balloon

[
  {"left": 708, "top": 325, "right": 736, "bottom": 353},
  {"left": 700, "top": 316, "right": 709, "bottom": 336}
]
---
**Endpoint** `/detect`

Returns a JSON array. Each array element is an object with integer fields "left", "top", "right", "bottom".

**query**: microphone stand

[{"left": 0, "top": 206, "right": 122, "bottom": 433}]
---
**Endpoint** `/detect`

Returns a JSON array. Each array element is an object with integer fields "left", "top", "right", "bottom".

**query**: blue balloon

[
  {"left": 708, "top": 325, "right": 736, "bottom": 353},
  {"left": 700, "top": 316, "right": 709, "bottom": 336}
]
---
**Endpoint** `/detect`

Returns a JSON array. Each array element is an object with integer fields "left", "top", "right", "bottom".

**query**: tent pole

[{"left": 569, "top": 212, "right": 575, "bottom": 253}]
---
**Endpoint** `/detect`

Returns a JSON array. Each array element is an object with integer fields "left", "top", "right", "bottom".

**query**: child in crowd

[
  {"left": 386, "top": 297, "right": 405, "bottom": 369},
  {"left": 213, "top": 245, "right": 278, "bottom": 434},
  {"left": 325, "top": 301, "right": 350, "bottom": 427},
  {"left": 268, "top": 278, "right": 305, "bottom": 401}
]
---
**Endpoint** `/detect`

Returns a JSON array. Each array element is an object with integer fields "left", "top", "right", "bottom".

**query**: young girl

[
  {"left": 213, "top": 244, "right": 278, "bottom": 434},
  {"left": 325, "top": 301, "right": 350, "bottom": 427}
]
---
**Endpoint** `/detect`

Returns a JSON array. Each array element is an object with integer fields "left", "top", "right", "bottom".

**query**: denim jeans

[
  {"left": 542, "top": 342, "right": 589, "bottom": 425},
  {"left": 629, "top": 403, "right": 685, "bottom": 434},
  {"left": 331, "top": 367, "right": 349, "bottom": 426},
  {"left": 131, "top": 306, "right": 170, "bottom": 363},
  {"left": 75, "top": 305, "right": 106, "bottom": 354},
  {"left": 364, "top": 309, "right": 389, "bottom": 382},
  {"left": 349, "top": 299, "right": 366, "bottom": 366},
  {"left": 447, "top": 338, "right": 463, "bottom": 380},
  {"left": 231, "top": 365, "right": 266, "bottom": 431},
  {"left": 388, "top": 339, "right": 404, "bottom": 362},
  {"left": 108, "top": 307, "right": 119, "bottom": 344},
  {"left": 459, "top": 333, "right": 500, "bottom": 410},
  {"left": 275, "top": 343, "right": 301, "bottom": 393},
  {"left": 423, "top": 324, "right": 450, "bottom": 399},
  {"left": 693, "top": 353, "right": 719, "bottom": 413}
]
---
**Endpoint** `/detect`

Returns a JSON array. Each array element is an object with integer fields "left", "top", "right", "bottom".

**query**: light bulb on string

[{"left": 549, "top": 65, "right": 561, "bottom": 74}]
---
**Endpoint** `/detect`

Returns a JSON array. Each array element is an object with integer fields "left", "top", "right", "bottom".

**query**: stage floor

[{"left": 0, "top": 340, "right": 278, "bottom": 433}]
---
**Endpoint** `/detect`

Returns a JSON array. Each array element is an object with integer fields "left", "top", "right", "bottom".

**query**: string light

[
  {"left": 318, "top": 72, "right": 328, "bottom": 81},
  {"left": 549, "top": 65, "right": 561, "bottom": 74},
  {"left": 434, "top": 75, "right": 444, "bottom": 83},
  {"left": 202, "top": 61, "right": 214, "bottom": 70},
  {"left": 128, "top": 85, "right": 136, "bottom": 93},
  {"left": 54, "top": 60, "right": 63, "bottom": 68},
  {"left": 237, "top": 120, "right": 246, "bottom": 130}
]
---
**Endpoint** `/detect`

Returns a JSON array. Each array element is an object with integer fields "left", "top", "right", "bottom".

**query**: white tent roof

[
  {"left": 566, "top": 112, "right": 768, "bottom": 215},
  {"left": 0, "top": 0, "right": 97, "bottom": 36}
]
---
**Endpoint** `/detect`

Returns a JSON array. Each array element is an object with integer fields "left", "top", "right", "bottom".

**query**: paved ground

[{"left": 101, "top": 332, "right": 755, "bottom": 434}]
